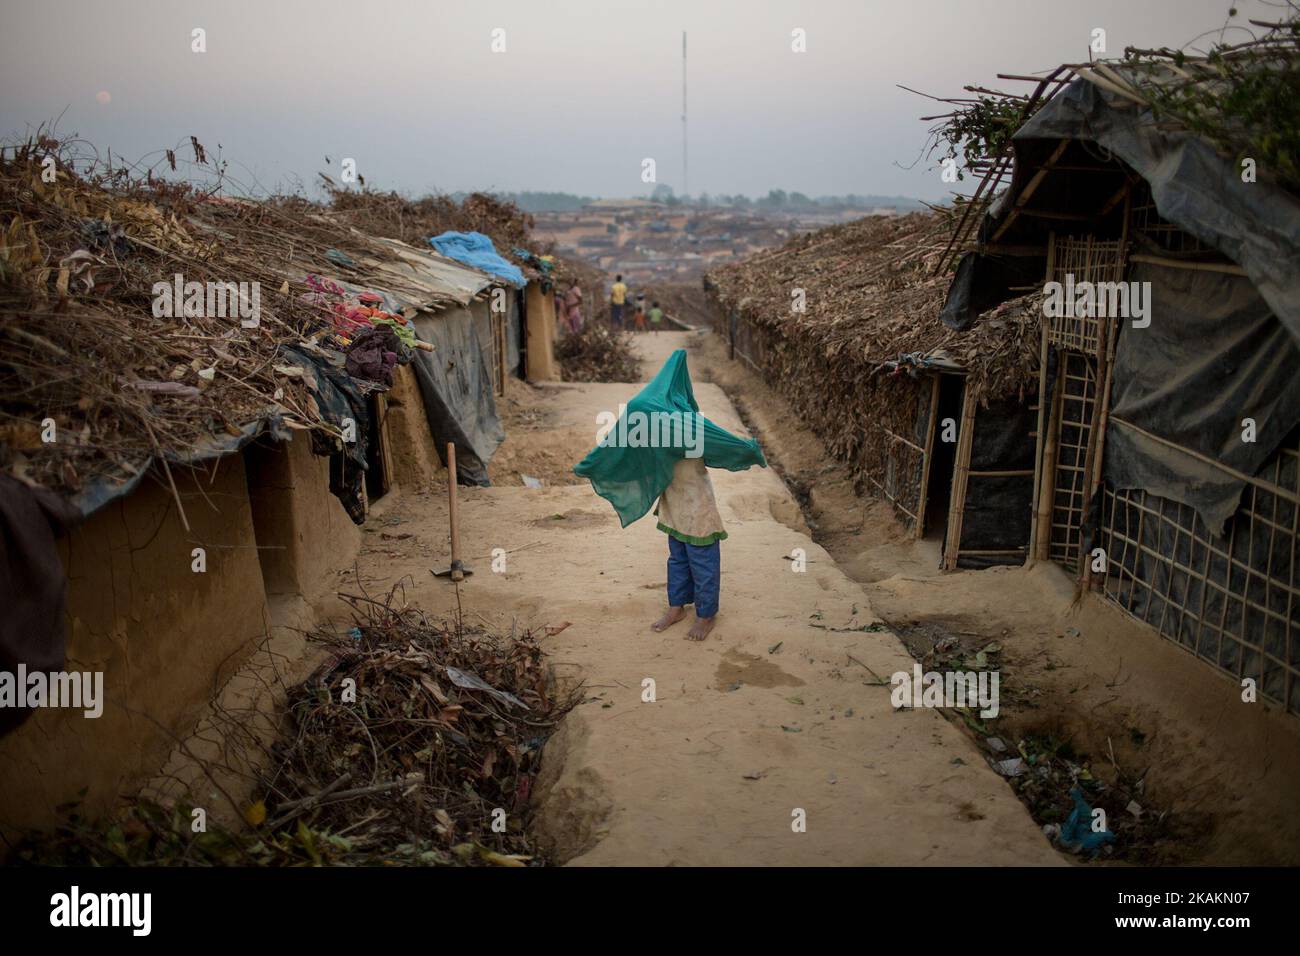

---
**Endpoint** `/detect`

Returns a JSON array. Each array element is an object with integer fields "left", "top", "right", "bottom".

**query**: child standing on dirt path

[
  {"left": 648, "top": 301, "right": 663, "bottom": 335},
  {"left": 573, "top": 350, "right": 766, "bottom": 642},
  {"left": 651, "top": 456, "right": 725, "bottom": 639}
]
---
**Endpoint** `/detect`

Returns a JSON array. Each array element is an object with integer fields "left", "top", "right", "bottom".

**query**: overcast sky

[{"left": 0, "top": 0, "right": 1282, "bottom": 201}]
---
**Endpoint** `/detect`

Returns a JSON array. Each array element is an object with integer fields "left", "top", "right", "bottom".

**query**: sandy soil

[
  {"left": 691, "top": 329, "right": 1300, "bottom": 865},
  {"left": 341, "top": 331, "right": 1060, "bottom": 865}
]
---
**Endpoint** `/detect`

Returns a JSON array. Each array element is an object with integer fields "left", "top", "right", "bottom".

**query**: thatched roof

[
  {"left": 705, "top": 210, "right": 1040, "bottom": 402},
  {"left": 0, "top": 137, "right": 559, "bottom": 511}
]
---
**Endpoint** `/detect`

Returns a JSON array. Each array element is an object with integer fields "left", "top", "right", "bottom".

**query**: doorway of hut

[
  {"left": 923, "top": 372, "right": 965, "bottom": 540},
  {"left": 365, "top": 393, "right": 393, "bottom": 504}
]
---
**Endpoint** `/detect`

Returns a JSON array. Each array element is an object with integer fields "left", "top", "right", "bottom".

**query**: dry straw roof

[
  {"left": 0, "top": 137, "right": 545, "bottom": 509},
  {"left": 706, "top": 209, "right": 1041, "bottom": 401}
]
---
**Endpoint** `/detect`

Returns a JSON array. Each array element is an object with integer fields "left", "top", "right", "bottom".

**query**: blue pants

[
  {"left": 666, "top": 536, "right": 721, "bottom": 618},
  {"left": 610, "top": 303, "right": 624, "bottom": 328}
]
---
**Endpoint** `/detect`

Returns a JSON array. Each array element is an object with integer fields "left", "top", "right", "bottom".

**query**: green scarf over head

[{"left": 573, "top": 349, "right": 767, "bottom": 527}]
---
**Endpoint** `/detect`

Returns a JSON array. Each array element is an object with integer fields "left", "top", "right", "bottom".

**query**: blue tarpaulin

[{"left": 428, "top": 231, "right": 525, "bottom": 287}]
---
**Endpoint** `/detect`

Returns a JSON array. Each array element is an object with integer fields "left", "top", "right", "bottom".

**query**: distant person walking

[
  {"left": 609, "top": 274, "right": 628, "bottom": 329},
  {"left": 648, "top": 301, "right": 664, "bottom": 335},
  {"left": 634, "top": 293, "right": 648, "bottom": 333},
  {"left": 562, "top": 282, "right": 584, "bottom": 335}
]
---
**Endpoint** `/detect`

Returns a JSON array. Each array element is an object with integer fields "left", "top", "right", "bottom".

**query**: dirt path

[{"left": 352, "top": 331, "right": 1060, "bottom": 865}]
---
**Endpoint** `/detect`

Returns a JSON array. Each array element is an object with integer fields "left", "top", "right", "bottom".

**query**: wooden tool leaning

[{"left": 432, "top": 441, "right": 473, "bottom": 581}]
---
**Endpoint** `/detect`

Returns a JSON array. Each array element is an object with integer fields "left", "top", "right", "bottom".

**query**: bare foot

[
  {"left": 652, "top": 606, "right": 688, "bottom": 632},
  {"left": 687, "top": 615, "right": 716, "bottom": 641}
]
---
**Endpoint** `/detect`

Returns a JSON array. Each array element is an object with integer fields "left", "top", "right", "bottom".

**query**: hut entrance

[
  {"left": 365, "top": 394, "right": 393, "bottom": 503},
  {"left": 923, "top": 373, "right": 965, "bottom": 539}
]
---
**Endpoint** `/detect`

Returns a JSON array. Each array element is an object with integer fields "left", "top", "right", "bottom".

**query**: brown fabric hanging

[{"left": 0, "top": 475, "right": 81, "bottom": 736}]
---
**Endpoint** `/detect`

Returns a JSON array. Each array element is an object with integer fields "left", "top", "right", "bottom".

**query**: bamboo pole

[
  {"left": 1035, "top": 364, "right": 1065, "bottom": 561},
  {"left": 915, "top": 373, "right": 942, "bottom": 539},
  {"left": 942, "top": 385, "right": 978, "bottom": 570},
  {"left": 1287, "top": 450, "right": 1300, "bottom": 715},
  {"left": 1028, "top": 235, "right": 1054, "bottom": 565},
  {"left": 447, "top": 442, "right": 463, "bottom": 582},
  {"left": 878, "top": 422, "right": 929, "bottom": 455},
  {"left": 1109, "top": 417, "right": 1300, "bottom": 506},
  {"left": 495, "top": 309, "right": 507, "bottom": 395},
  {"left": 1080, "top": 211, "right": 1127, "bottom": 588},
  {"left": 990, "top": 139, "right": 1072, "bottom": 242},
  {"left": 1127, "top": 253, "right": 1247, "bottom": 276},
  {"left": 1080, "top": 316, "right": 1118, "bottom": 591}
]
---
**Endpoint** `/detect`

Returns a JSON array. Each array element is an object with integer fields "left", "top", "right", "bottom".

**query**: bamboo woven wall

[
  {"left": 1041, "top": 217, "right": 1300, "bottom": 717},
  {"left": 867, "top": 385, "right": 931, "bottom": 531},
  {"left": 1097, "top": 434, "right": 1300, "bottom": 716},
  {"left": 1045, "top": 236, "right": 1125, "bottom": 354}
]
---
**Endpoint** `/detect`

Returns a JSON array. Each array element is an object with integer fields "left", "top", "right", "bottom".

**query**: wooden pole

[
  {"left": 1028, "top": 321, "right": 1050, "bottom": 563},
  {"left": 915, "top": 373, "right": 942, "bottom": 540},
  {"left": 499, "top": 310, "right": 508, "bottom": 393},
  {"left": 1035, "top": 367, "right": 1065, "bottom": 561},
  {"left": 1081, "top": 313, "right": 1121, "bottom": 590},
  {"left": 447, "top": 442, "right": 463, "bottom": 582},
  {"left": 942, "top": 385, "right": 978, "bottom": 571},
  {"left": 1126, "top": 253, "right": 1247, "bottom": 276},
  {"left": 1028, "top": 233, "right": 1054, "bottom": 565},
  {"left": 1077, "top": 350, "right": 1106, "bottom": 584},
  {"left": 1109, "top": 417, "right": 1300, "bottom": 505}
]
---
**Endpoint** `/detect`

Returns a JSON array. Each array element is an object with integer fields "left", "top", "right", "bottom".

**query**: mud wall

[
  {"left": 0, "top": 432, "right": 369, "bottom": 838},
  {"left": 382, "top": 364, "right": 443, "bottom": 492},
  {"left": 0, "top": 456, "right": 268, "bottom": 835},
  {"left": 525, "top": 281, "right": 559, "bottom": 382},
  {"left": 244, "top": 434, "right": 362, "bottom": 608}
]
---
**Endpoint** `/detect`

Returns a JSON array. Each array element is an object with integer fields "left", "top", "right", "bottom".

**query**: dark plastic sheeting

[
  {"left": 1104, "top": 263, "right": 1300, "bottom": 534},
  {"left": 956, "top": 395, "right": 1036, "bottom": 568},
  {"left": 409, "top": 302, "right": 505, "bottom": 486}
]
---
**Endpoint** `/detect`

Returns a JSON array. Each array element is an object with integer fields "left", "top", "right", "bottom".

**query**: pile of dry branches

[
  {"left": 320, "top": 182, "right": 539, "bottom": 265},
  {"left": 556, "top": 322, "right": 640, "bottom": 382},
  {"left": 924, "top": 12, "right": 1299, "bottom": 267},
  {"left": 252, "top": 590, "right": 576, "bottom": 865},
  {"left": 12, "top": 589, "right": 578, "bottom": 866}
]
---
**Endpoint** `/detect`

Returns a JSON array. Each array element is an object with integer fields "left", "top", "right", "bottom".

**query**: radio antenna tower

[{"left": 682, "top": 30, "right": 688, "bottom": 200}]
